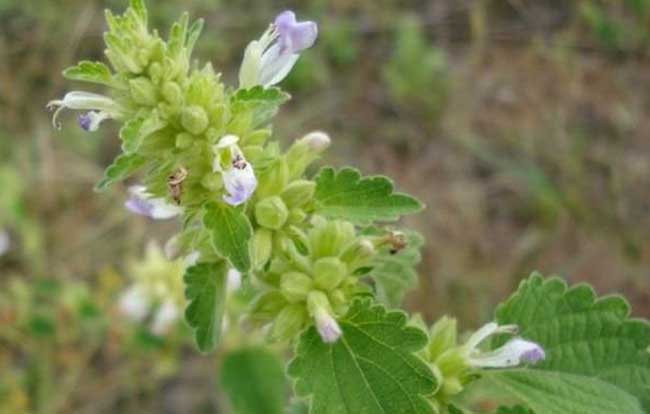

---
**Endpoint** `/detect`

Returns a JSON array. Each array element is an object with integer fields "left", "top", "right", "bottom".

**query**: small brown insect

[
  {"left": 168, "top": 167, "right": 188, "bottom": 205},
  {"left": 388, "top": 231, "right": 408, "bottom": 255}
]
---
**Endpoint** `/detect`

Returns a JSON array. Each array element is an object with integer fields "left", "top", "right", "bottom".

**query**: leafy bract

[
  {"left": 494, "top": 273, "right": 650, "bottom": 411},
  {"left": 486, "top": 369, "right": 643, "bottom": 414},
  {"left": 313, "top": 167, "right": 423, "bottom": 225},
  {"left": 120, "top": 112, "right": 166, "bottom": 153},
  {"left": 95, "top": 153, "right": 146, "bottom": 191},
  {"left": 231, "top": 86, "right": 290, "bottom": 127},
  {"left": 63, "top": 61, "right": 113, "bottom": 85},
  {"left": 183, "top": 261, "right": 228, "bottom": 353},
  {"left": 203, "top": 201, "right": 252, "bottom": 272},
  {"left": 221, "top": 347, "right": 287, "bottom": 414},
  {"left": 288, "top": 299, "right": 437, "bottom": 414},
  {"left": 370, "top": 230, "right": 424, "bottom": 306}
]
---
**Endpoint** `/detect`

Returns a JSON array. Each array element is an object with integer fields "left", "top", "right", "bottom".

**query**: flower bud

[
  {"left": 281, "top": 180, "right": 316, "bottom": 208},
  {"left": 428, "top": 316, "right": 458, "bottom": 362},
  {"left": 280, "top": 272, "right": 314, "bottom": 303},
  {"left": 129, "top": 77, "right": 158, "bottom": 106},
  {"left": 307, "top": 291, "right": 342, "bottom": 343},
  {"left": 313, "top": 257, "right": 347, "bottom": 291},
  {"left": 253, "top": 228, "right": 273, "bottom": 270},
  {"left": 286, "top": 131, "right": 331, "bottom": 179},
  {"left": 250, "top": 291, "right": 287, "bottom": 321},
  {"left": 201, "top": 172, "right": 223, "bottom": 191},
  {"left": 175, "top": 132, "right": 194, "bottom": 149},
  {"left": 288, "top": 208, "right": 307, "bottom": 224},
  {"left": 181, "top": 105, "right": 209, "bottom": 135},
  {"left": 162, "top": 81, "right": 183, "bottom": 105},
  {"left": 340, "top": 238, "right": 376, "bottom": 270},
  {"left": 255, "top": 196, "right": 289, "bottom": 230},
  {"left": 256, "top": 159, "right": 290, "bottom": 198},
  {"left": 303, "top": 131, "right": 331, "bottom": 152},
  {"left": 271, "top": 304, "right": 308, "bottom": 341},
  {"left": 310, "top": 220, "right": 356, "bottom": 259}
]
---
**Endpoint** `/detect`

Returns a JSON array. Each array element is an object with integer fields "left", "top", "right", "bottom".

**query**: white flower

[
  {"left": 314, "top": 310, "right": 342, "bottom": 343},
  {"left": 212, "top": 135, "right": 258, "bottom": 206},
  {"left": 118, "top": 286, "right": 150, "bottom": 323},
  {"left": 227, "top": 268, "right": 242, "bottom": 292},
  {"left": 151, "top": 300, "right": 180, "bottom": 335},
  {"left": 464, "top": 322, "right": 545, "bottom": 368},
  {"left": 47, "top": 91, "right": 120, "bottom": 130},
  {"left": 0, "top": 230, "right": 9, "bottom": 256},
  {"left": 125, "top": 185, "right": 183, "bottom": 219},
  {"left": 239, "top": 10, "right": 318, "bottom": 88}
]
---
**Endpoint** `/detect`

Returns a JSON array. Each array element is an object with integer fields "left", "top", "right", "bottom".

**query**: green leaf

[
  {"left": 486, "top": 369, "right": 643, "bottom": 414},
  {"left": 288, "top": 299, "right": 437, "bottom": 414},
  {"left": 183, "top": 261, "right": 228, "bottom": 353},
  {"left": 95, "top": 153, "right": 146, "bottom": 191},
  {"left": 63, "top": 61, "right": 113, "bottom": 85},
  {"left": 494, "top": 273, "right": 650, "bottom": 411},
  {"left": 221, "top": 347, "right": 287, "bottom": 414},
  {"left": 497, "top": 405, "right": 534, "bottom": 414},
  {"left": 203, "top": 201, "right": 252, "bottom": 273},
  {"left": 313, "top": 167, "right": 423, "bottom": 225},
  {"left": 231, "top": 86, "right": 290, "bottom": 127},
  {"left": 120, "top": 112, "right": 166, "bottom": 153},
  {"left": 369, "top": 230, "right": 424, "bottom": 306}
]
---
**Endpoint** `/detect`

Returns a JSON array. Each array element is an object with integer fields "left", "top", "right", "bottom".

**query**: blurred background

[{"left": 1, "top": 0, "right": 649, "bottom": 412}]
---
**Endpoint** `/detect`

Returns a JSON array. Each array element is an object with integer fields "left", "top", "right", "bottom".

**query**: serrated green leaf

[
  {"left": 120, "top": 113, "right": 166, "bottom": 153},
  {"left": 370, "top": 230, "right": 424, "bottom": 306},
  {"left": 183, "top": 261, "right": 228, "bottom": 353},
  {"left": 494, "top": 273, "right": 650, "bottom": 410},
  {"left": 231, "top": 86, "right": 290, "bottom": 127},
  {"left": 497, "top": 405, "right": 534, "bottom": 414},
  {"left": 63, "top": 61, "right": 113, "bottom": 85},
  {"left": 221, "top": 347, "right": 287, "bottom": 414},
  {"left": 95, "top": 153, "right": 146, "bottom": 191},
  {"left": 314, "top": 167, "right": 423, "bottom": 225},
  {"left": 288, "top": 299, "right": 437, "bottom": 414},
  {"left": 203, "top": 201, "right": 252, "bottom": 272},
  {"left": 486, "top": 369, "right": 643, "bottom": 414}
]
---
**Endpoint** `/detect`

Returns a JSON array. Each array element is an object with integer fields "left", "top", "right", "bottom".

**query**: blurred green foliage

[{"left": 1, "top": 0, "right": 650, "bottom": 412}]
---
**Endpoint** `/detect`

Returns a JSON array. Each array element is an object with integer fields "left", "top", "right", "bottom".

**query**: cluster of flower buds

[
  {"left": 250, "top": 216, "right": 376, "bottom": 343},
  {"left": 422, "top": 316, "right": 545, "bottom": 407}
]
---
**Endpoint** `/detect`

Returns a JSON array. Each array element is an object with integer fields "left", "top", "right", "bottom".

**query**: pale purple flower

[
  {"left": 47, "top": 91, "right": 119, "bottom": 130},
  {"left": 212, "top": 135, "right": 258, "bottom": 206},
  {"left": 239, "top": 10, "right": 318, "bottom": 88},
  {"left": 78, "top": 111, "right": 111, "bottom": 132},
  {"left": 464, "top": 322, "right": 545, "bottom": 368},
  {"left": 125, "top": 185, "right": 182, "bottom": 220},
  {"left": 315, "top": 311, "right": 342, "bottom": 343}
]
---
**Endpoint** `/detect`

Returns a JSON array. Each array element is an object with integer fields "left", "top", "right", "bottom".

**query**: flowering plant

[{"left": 49, "top": 1, "right": 650, "bottom": 413}]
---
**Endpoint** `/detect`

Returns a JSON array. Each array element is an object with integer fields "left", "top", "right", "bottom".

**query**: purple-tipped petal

[
  {"left": 79, "top": 113, "right": 93, "bottom": 131},
  {"left": 274, "top": 10, "right": 318, "bottom": 53},
  {"left": 125, "top": 186, "right": 182, "bottom": 219},
  {"left": 315, "top": 312, "right": 342, "bottom": 343},
  {"left": 222, "top": 161, "right": 258, "bottom": 206},
  {"left": 521, "top": 344, "right": 546, "bottom": 363}
]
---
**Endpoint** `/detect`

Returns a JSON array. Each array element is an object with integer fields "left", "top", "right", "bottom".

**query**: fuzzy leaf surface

[
  {"left": 288, "top": 299, "right": 436, "bottom": 414},
  {"left": 63, "top": 61, "right": 113, "bottom": 85},
  {"left": 314, "top": 167, "right": 423, "bottom": 225},
  {"left": 486, "top": 369, "right": 643, "bottom": 414},
  {"left": 95, "top": 153, "right": 146, "bottom": 191},
  {"left": 183, "top": 261, "right": 228, "bottom": 353},
  {"left": 221, "top": 347, "right": 287, "bottom": 414},
  {"left": 203, "top": 201, "right": 252, "bottom": 272},
  {"left": 494, "top": 273, "right": 650, "bottom": 411}
]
